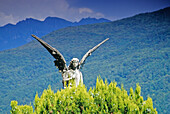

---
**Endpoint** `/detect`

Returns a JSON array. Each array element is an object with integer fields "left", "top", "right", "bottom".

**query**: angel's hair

[{"left": 68, "top": 58, "right": 79, "bottom": 70}]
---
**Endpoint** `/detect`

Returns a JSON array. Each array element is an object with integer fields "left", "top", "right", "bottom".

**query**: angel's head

[{"left": 69, "top": 58, "right": 79, "bottom": 70}]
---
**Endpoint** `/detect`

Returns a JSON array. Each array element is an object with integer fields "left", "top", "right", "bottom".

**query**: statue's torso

[{"left": 62, "top": 69, "right": 83, "bottom": 87}]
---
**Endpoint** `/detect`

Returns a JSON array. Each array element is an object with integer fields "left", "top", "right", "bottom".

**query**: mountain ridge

[{"left": 0, "top": 17, "right": 110, "bottom": 51}]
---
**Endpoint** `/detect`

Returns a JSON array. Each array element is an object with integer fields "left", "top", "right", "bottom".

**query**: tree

[{"left": 11, "top": 77, "right": 157, "bottom": 113}]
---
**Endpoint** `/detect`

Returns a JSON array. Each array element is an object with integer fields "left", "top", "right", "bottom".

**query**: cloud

[
  {"left": 79, "top": 8, "right": 93, "bottom": 14},
  {"left": 0, "top": 12, "right": 17, "bottom": 26},
  {"left": 0, "top": 0, "right": 105, "bottom": 26},
  {"left": 73, "top": 7, "right": 105, "bottom": 21},
  {"left": 96, "top": 12, "right": 105, "bottom": 17}
]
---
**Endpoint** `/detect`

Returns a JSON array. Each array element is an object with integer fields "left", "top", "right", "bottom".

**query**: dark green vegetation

[
  {"left": 0, "top": 7, "right": 169, "bottom": 113},
  {"left": 11, "top": 78, "right": 157, "bottom": 113}
]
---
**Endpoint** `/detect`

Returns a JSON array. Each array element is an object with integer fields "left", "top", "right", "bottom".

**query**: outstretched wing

[
  {"left": 31, "top": 34, "right": 67, "bottom": 72},
  {"left": 79, "top": 38, "right": 109, "bottom": 67}
]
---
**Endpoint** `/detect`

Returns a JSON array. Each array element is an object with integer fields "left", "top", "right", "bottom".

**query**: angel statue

[{"left": 31, "top": 34, "right": 109, "bottom": 88}]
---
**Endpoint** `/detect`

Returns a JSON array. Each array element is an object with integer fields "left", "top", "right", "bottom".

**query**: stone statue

[{"left": 31, "top": 34, "right": 109, "bottom": 88}]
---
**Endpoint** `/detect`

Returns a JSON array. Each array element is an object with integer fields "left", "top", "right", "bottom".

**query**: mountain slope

[
  {"left": 0, "top": 17, "right": 110, "bottom": 51},
  {"left": 0, "top": 7, "right": 169, "bottom": 113}
]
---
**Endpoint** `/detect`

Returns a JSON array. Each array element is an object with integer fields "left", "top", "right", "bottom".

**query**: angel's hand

[{"left": 63, "top": 77, "right": 72, "bottom": 81}]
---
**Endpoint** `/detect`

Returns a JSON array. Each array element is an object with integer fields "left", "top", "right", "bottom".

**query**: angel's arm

[
  {"left": 31, "top": 34, "right": 67, "bottom": 72},
  {"left": 79, "top": 38, "right": 109, "bottom": 68}
]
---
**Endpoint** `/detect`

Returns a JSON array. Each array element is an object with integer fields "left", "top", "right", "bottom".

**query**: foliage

[
  {"left": 10, "top": 101, "right": 33, "bottom": 114},
  {"left": 11, "top": 78, "right": 157, "bottom": 114}
]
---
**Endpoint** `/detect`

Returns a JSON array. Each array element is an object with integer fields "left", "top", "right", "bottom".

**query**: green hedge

[{"left": 11, "top": 78, "right": 157, "bottom": 113}]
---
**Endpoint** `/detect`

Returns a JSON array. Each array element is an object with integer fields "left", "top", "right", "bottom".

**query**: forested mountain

[
  {"left": 0, "top": 17, "right": 110, "bottom": 51},
  {"left": 0, "top": 7, "right": 170, "bottom": 113}
]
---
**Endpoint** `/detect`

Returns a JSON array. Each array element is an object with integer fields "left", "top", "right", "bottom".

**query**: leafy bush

[
  {"left": 11, "top": 78, "right": 157, "bottom": 113},
  {"left": 10, "top": 101, "right": 33, "bottom": 114}
]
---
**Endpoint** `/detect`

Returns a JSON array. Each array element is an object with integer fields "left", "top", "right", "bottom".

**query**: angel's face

[{"left": 72, "top": 60, "right": 79, "bottom": 68}]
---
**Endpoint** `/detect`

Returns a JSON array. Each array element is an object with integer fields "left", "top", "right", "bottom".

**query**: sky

[{"left": 0, "top": 0, "right": 169, "bottom": 27}]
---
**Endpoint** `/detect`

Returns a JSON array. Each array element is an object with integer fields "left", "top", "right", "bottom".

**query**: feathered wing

[
  {"left": 31, "top": 34, "right": 67, "bottom": 72},
  {"left": 79, "top": 38, "right": 109, "bottom": 68}
]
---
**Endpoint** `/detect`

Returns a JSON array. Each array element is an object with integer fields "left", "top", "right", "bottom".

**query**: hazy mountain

[
  {"left": 0, "top": 7, "right": 169, "bottom": 113},
  {"left": 0, "top": 17, "right": 110, "bottom": 51},
  {"left": 74, "top": 17, "right": 111, "bottom": 25}
]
